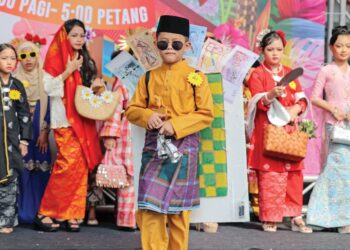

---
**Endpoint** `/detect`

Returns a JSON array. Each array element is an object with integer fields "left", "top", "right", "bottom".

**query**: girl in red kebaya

[{"left": 247, "top": 30, "right": 312, "bottom": 233}]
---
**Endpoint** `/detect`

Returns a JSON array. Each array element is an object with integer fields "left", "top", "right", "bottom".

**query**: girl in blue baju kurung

[{"left": 14, "top": 40, "right": 51, "bottom": 224}]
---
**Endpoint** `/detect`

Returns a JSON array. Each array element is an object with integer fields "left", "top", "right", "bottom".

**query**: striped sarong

[{"left": 138, "top": 130, "right": 200, "bottom": 214}]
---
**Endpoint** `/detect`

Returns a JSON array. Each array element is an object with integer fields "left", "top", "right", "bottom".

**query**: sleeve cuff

[
  {"left": 100, "top": 128, "right": 121, "bottom": 138},
  {"left": 20, "top": 140, "right": 29, "bottom": 146},
  {"left": 143, "top": 109, "right": 155, "bottom": 128},
  {"left": 169, "top": 118, "right": 185, "bottom": 139}
]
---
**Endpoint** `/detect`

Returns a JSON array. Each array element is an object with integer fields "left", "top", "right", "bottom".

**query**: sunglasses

[
  {"left": 19, "top": 51, "right": 38, "bottom": 60},
  {"left": 156, "top": 41, "right": 184, "bottom": 51}
]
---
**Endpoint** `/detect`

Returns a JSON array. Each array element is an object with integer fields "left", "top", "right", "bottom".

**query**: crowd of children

[{"left": 0, "top": 13, "right": 349, "bottom": 250}]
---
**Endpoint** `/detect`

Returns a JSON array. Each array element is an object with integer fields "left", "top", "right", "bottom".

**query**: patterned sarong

[
  {"left": 0, "top": 178, "right": 18, "bottom": 228},
  {"left": 138, "top": 130, "right": 200, "bottom": 214},
  {"left": 258, "top": 170, "right": 303, "bottom": 222}
]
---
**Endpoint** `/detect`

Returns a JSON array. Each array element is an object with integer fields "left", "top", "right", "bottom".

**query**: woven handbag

[
  {"left": 263, "top": 124, "right": 309, "bottom": 162},
  {"left": 74, "top": 85, "right": 120, "bottom": 120}
]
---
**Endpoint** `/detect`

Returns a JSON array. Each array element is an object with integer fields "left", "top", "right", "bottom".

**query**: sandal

[
  {"left": 194, "top": 223, "right": 219, "bottom": 233},
  {"left": 51, "top": 218, "right": 65, "bottom": 229},
  {"left": 116, "top": 226, "right": 137, "bottom": 232},
  {"left": 262, "top": 222, "right": 277, "bottom": 232},
  {"left": 0, "top": 227, "right": 13, "bottom": 234},
  {"left": 66, "top": 220, "right": 80, "bottom": 232},
  {"left": 87, "top": 219, "right": 99, "bottom": 226},
  {"left": 33, "top": 215, "right": 58, "bottom": 232},
  {"left": 291, "top": 216, "right": 313, "bottom": 234}
]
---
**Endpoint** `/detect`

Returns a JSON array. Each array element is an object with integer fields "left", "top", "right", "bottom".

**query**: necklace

[
  {"left": 262, "top": 62, "right": 283, "bottom": 75},
  {"left": 262, "top": 63, "right": 284, "bottom": 85}
]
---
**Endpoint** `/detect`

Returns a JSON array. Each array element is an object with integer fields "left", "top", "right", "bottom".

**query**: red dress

[
  {"left": 247, "top": 63, "right": 307, "bottom": 222},
  {"left": 247, "top": 63, "right": 307, "bottom": 173}
]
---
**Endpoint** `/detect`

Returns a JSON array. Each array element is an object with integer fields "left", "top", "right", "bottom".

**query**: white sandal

[
  {"left": 262, "top": 222, "right": 277, "bottom": 232},
  {"left": 291, "top": 216, "right": 313, "bottom": 234},
  {"left": 195, "top": 222, "right": 218, "bottom": 233},
  {"left": 0, "top": 227, "right": 13, "bottom": 234},
  {"left": 87, "top": 219, "right": 99, "bottom": 226}
]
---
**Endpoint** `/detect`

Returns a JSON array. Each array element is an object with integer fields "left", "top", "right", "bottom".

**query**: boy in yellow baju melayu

[{"left": 126, "top": 15, "right": 214, "bottom": 250}]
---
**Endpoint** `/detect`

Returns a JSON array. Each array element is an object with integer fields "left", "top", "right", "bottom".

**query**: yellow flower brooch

[
  {"left": 9, "top": 90, "right": 21, "bottom": 100},
  {"left": 288, "top": 81, "right": 297, "bottom": 91},
  {"left": 21, "top": 80, "right": 30, "bottom": 88},
  {"left": 187, "top": 72, "right": 203, "bottom": 87}
]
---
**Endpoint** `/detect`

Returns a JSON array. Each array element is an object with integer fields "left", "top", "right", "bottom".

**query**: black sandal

[
  {"left": 52, "top": 218, "right": 65, "bottom": 229},
  {"left": 116, "top": 226, "right": 137, "bottom": 232},
  {"left": 66, "top": 220, "right": 80, "bottom": 232},
  {"left": 33, "top": 215, "right": 58, "bottom": 232}
]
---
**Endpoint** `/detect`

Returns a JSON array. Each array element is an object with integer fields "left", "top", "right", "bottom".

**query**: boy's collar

[{"left": 160, "top": 59, "right": 187, "bottom": 70}]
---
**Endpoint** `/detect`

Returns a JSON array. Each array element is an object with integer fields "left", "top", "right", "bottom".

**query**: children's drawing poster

[
  {"left": 105, "top": 51, "right": 145, "bottom": 96},
  {"left": 197, "top": 38, "right": 231, "bottom": 74},
  {"left": 221, "top": 45, "right": 259, "bottom": 103},
  {"left": 184, "top": 24, "right": 207, "bottom": 67},
  {"left": 126, "top": 29, "right": 162, "bottom": 71}
]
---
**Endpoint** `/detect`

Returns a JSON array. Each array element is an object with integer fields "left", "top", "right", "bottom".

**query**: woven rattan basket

[{"left": 263, "top": 124, "right": 308, "bottom": 162}]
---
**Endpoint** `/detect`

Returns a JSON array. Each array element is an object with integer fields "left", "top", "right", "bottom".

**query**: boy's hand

[
  {"left": 104, "top": 137, "right": 116, "bottom": 151},
  {"left": 159, "top": 121, "right": 175, "bottom": 136},
  {"left": 19, "top": 144, "right": 28, "bottom": 156},
  {"left": 147, "top": 113, "right": 165, "bottom": 130}
]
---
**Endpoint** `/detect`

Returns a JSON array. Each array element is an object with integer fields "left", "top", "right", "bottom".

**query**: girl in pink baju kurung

[
  {"left": 99, "top": 78, "right": 136, "bottom": 229},
  {"left": 307, "top": 26, "right": 350, "bottom": 234}
]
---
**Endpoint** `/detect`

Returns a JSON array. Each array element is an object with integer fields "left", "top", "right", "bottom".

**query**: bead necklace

[{"left": 262, "top": 63, "right": 284, "bottom": 85}]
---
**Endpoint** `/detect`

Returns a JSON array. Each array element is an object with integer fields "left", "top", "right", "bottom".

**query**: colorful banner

[{"left": 0, "top": 0, "right": 156, "bottom": 30}]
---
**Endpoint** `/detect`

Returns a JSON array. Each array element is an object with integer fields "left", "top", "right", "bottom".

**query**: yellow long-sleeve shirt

[{"left": 125, "top": 59, "right": 214, "bottom": 139}]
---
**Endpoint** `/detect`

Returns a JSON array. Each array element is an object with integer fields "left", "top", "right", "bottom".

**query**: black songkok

[{"left": 156, "top": 15, "right": 190, "bottom": 37}]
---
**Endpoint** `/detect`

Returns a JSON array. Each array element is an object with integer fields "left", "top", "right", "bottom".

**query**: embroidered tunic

[{"left": 0, "top": 76, "right": 32, "bottom": 183}]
